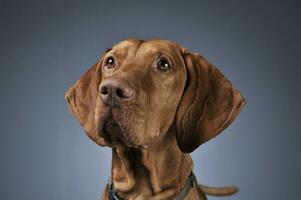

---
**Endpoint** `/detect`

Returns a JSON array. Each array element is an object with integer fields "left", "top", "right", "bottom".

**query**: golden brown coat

[{"left": 65, "top": 39, "right": 245, "bottom": 200}]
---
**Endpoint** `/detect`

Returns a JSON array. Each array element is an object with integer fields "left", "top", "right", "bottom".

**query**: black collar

[{"left": 108, "top": 172, "right": 196, "bottom": 200}]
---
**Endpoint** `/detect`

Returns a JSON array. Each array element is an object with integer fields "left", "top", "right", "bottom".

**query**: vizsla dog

[{"left": 65, "top": 39, "right": 245, "bottom": 200}]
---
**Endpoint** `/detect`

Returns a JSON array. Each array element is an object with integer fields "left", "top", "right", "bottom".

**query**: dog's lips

[{"left": 101, "top": 115, "right": 133, "bottom": 147}]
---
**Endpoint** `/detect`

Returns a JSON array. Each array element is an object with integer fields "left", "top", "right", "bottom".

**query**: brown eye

[
  {"left": 157, "top": 58, "right": 171, "bottom": 72},
  {"left": 105, "top": 56, "right": 115, "bottom": 69}
]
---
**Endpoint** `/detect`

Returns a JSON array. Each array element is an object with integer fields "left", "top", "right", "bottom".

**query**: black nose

[{"left": 99, "top": 79, "right": 134, "bottom": 105}]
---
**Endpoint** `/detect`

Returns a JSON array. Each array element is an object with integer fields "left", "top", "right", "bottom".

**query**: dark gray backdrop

[{"left": 1, "top": 0, "right": 300, "bottom": 199}]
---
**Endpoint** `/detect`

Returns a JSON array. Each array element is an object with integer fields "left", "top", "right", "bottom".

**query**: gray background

[{"left": 0, "top": 0, "right": 300, "bottom": 199}]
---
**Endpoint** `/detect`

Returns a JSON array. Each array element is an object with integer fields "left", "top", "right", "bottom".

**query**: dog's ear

[
  {"left": 175, "top": 50, "right": 245, "bottom": 153},
  {"left": 65, "top": 55, "right": 107, "bottom": 146}
]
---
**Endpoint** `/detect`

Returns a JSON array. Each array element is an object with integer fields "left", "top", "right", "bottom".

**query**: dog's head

[{"left": 65, "top": 39, "right": 245, "bottom": 153}]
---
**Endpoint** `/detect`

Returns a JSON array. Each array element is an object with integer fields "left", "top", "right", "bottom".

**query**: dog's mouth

[{"left": 101, "top": 114, "right": 133, "bottom": 147}]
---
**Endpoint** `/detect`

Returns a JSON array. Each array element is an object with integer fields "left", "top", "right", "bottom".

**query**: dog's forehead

[
  {"left": 112, "top": 39, "right": 178, "bottom": 58},
  {"left": 112, "top": 39, "right": 142, "bottom": 50},
  {"left": 139, "top": 40, "right": 177, "bottom": 55}
]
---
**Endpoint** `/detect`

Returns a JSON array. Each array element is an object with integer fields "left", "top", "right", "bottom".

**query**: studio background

[{"left": 0, "top": 0, "right": 300, "bottom": 199}]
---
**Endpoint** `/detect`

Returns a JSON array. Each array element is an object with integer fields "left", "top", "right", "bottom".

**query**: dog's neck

[{"left": 110, "top": 130, "right": 193, "bottom": 199}]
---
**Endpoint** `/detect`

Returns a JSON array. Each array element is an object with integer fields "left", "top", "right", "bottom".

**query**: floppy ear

[
  {"left": 175, "top": 50, "right": 245, "bottom": 153},
  {"left": 65, "top": 56, "right": 107, "bottom": 146}
]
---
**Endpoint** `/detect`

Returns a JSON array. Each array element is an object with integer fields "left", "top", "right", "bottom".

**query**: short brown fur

[{"left": 65, "top": 39, "right": 245, "bottom": 200}]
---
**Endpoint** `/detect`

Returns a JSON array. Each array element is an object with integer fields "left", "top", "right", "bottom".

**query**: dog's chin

[{"left": 101, "top": 116, "right": 135, "bottom": 148}]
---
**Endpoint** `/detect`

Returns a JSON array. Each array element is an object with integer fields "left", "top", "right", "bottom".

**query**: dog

[{"left": 65, "top": 38, "right": 245, "bottom": 200}]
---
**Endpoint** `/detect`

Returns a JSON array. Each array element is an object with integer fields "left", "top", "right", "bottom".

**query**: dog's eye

[
  {"left": 105, "top": 56, "right": 115, "bottom": 69},
  {"left": 157, "top": 58, "right": 171, "bottom": 72}
]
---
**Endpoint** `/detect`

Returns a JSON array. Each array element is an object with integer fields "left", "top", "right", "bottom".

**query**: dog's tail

[{"left": 197, "top": 184, "right": 238, "bottom": 196}]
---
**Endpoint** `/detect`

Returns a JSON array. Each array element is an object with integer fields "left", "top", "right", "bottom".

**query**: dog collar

[{"left": 108, "top": 172, "right": 196, "bottom": 200}]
